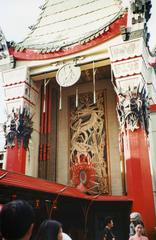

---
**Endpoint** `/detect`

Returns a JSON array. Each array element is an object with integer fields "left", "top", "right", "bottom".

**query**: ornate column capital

[
  {"left": 109, "top": 38, "right": 153, "bottom": 134},
  {"left": 4, "top": 107, "right": 33, "bottom": 150},
  {"left": 116, "top": 86, "right": 149, "bottom": 133}
]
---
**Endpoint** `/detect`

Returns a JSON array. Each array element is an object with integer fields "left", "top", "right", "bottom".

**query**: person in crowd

[
  {"left": 129, "top": 212, "right": 142, "bottom": 236},
  {"left": 35, "top": 219, "right": 63, "bottom": 240},
  {"left": 129, "top": 220, "right": 149, "bottom": 240},
  {"left": 0, "top": 199, "right": 35, "bottom": 240},
  {"left": 101, "top": 216, "right": 115, "bottom": 240}
]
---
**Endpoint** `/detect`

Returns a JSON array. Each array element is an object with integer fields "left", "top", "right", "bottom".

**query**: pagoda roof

[{"left": 11, "top": 0, "right": 127, "bottom": 60}]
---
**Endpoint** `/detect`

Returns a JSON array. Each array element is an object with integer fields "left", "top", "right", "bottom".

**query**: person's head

[
  {"left": 133, "top": 220, "right": 144, "bottom": 236},
  {"left": 36, "top": 220, "right": 62, "bottom": 240},
  {"left": 0, "top": 200, "right": 34, "bottom": 240},
  {"left": 105, "top": 216, "right": 114, "bottom": 229}
]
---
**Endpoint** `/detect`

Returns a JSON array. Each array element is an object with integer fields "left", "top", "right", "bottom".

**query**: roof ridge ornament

[{"left": 121, "top": 0, "right": 152, "bottom": 44}]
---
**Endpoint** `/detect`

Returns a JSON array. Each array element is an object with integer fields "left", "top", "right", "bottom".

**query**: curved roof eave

[{"left": 9, "top": 13, "right": 127, "bottom": 61}]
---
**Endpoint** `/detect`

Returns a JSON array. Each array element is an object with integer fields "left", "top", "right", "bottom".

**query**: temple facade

[{"left": 0, "top": 0, "right": 156, "bottom": 239}]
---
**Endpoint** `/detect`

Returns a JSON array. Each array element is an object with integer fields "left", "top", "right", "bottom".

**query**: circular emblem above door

[{"left": 56, "top": 62, "right": 81, "bottom": 87}]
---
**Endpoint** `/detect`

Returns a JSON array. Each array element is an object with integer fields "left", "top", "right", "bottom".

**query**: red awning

[{"left": 0, "top": 169, "right": 132, "bottom": 202}]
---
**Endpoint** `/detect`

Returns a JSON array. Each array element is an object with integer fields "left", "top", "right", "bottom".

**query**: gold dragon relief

[{"left": 69, "top": 90, "right": 109, "bottom": 195}]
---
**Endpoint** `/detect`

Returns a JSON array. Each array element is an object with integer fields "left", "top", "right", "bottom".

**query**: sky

[
  {"left": 0, "top": 0, "right": 44, "bottom": 42},
  {"left": 0, "top": 0, "right": 155, "bottom": 49},
  {"left": 0, "top": 0, "right": 156, "bottom": 123}
]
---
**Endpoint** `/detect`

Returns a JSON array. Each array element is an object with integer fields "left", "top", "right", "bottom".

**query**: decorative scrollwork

[
  {"left": 116, "top": 86, "right": 149, "bottom": 134},
  {"left": 3, "top": 107, "right": 33, "bottom": 150}
]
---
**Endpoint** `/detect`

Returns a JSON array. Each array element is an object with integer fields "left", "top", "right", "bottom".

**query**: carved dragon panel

[{"left": 69, "top": 91, "right": 109, "bottom": 195}]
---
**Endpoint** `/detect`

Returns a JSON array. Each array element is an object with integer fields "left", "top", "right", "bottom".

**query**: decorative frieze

[
  {"left": 2, "top": 66, "right": 29, "bottom": 85},
  {"left": 115, "top": 74, "right": 145, "bottom": 91},
  {"left": 110, "top": 36, "right": 156, "bottom": 105},
  {"left": 4, "top": 82, "right": 38, "bottom": 105},
  {"left": 112, "top": 57, "right": 149, "bottom": 81},
  {"left": 109, "top": 38, "right": 149, "bottom": 65},
  {"left": 1, "top": 66, "right": 39, "bottom": 116},
  {"left": 109, "top": 38, "right": 143, "bottom": 61},
  {"left": 5, "top": 98, "right": 35, "bottom": 116}
]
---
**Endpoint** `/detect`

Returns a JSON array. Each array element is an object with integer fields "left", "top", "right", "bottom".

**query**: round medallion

[
  {"left": 56, "top": 62, "right": 81, "bottom": 87},
  {"left": 70, "top": 159, "right": 95, "bottom": 193}
]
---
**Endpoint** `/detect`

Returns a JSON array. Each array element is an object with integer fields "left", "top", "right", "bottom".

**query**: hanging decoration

[
  {"left": 75, "top": 87, "right": 79, "bottom": 108},
  {"left": 92, "top": 61, "right": 97, "bottom": 104},
  {"left": 43, "top": 79, "right": 50, "bottom": 113},
  {"left": 43, "top": 79, "right": 46, "bottom": 113},
  {"left": 59, "top": 86, "right": 62, "bottom": 110}
]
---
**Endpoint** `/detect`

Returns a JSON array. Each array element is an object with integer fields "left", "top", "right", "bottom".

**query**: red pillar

[
  {"left": 123, "top": 128, "right": 156, "bottom": 236},
  {"left": 6, "top": 138, "right": 26, "bottom": 174}
]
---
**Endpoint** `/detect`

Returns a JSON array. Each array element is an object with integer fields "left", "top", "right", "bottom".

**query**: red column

[
  {"left": 5, "top": 138, "right": 26, "bottom": 174},
  {"left": 123, "top": 128, "right": 156, "bottom": 236}
]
